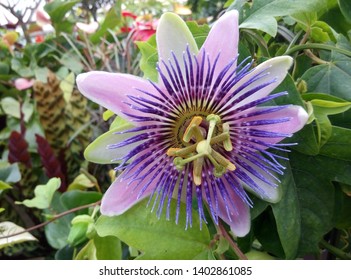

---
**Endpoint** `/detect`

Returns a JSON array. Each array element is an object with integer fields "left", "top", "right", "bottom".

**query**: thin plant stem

[
  {"left": 285, "top": 43, "right": 351, "bottom": 57},
  {"left": 0, "top": 201, "right": 101, "bottom": 240},
  {"left": 218, "top": 221, "right": 248, "bottom": 260},
  {"left": 319, "top": 239, "right": 351, "bottom": 260}
]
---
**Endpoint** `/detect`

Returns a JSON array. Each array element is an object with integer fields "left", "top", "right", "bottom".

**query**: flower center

[{"left": 167, "top": 114, "right": 236, "bottom": 185}]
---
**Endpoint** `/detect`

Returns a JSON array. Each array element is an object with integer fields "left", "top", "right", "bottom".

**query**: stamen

[
  {"left": 222, "top": 123, "right": 233, "bottom": 151},
  {"left": 183, "top": 116, "right": 203, "bottom": 143},
  {"left": 167, "top": 114, "right": 236, "bottom": 185}
]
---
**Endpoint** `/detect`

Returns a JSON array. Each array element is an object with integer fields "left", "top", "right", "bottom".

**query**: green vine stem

[
  {"left": 0, "top": 200, "right": 101, "bottom": 240},
  {"left": 285, "top": 43, "right": 351, "bottom": 57},
  {"left": 319, "top": 239, "right": 351, "bottom": 260}
]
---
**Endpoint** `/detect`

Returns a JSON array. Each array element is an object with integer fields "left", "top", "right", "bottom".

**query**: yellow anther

[
  {"left": 222, "top": 123, "right": 233, "bottom": 151},
  {"left": 211, "top": 149, "right": 236, "bottom": 171},
  {"left": 193, "top": 157, "right": 204, "bottom": 186},
  {"left": 183, "top": 116, "right": 203, "bottom": 143}
]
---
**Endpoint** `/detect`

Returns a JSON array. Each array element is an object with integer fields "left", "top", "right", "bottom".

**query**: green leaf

[
  {"left": 94, "top": 235, "right": 122, "bottom": 260},
  {"left": 44, "top": 0, "right": 79, "bottom": 23},
  {"left": 67, "top": 174, "right": 96, "bottom": 191},
  {"left": 288, "top": 153, "right": 351, "bottom": 256},
  {"left": 44, "top": 192, "right": 73, "bottom": 249},
  {"left": 333, "top": 185, "right": 351, "bottom": 229},
  {"left": 60, "top": 72, "right": 75, "bottom": 102},
  {"left": 95, "top": 199, "right": 211, "bottom": 260},
  {"left": 186, "top": 22, "right": 210, "bottom": 49},
  {"left": 253, "top": 209, "right": 285, "bottom": 258},
  {"left": 34, "top": 67, "right": 49, "bottom": 83},
  {"left": 11, "top": 58, "right": 33, "bottom": 77},
  {"left": 0, "top": 222, "right": 37, "bottom": 249},
  {"left": 320, "top": 126, "right": 351, "bottom": 161},
  {"left": 271, "top": 159, "right": 300, "bottom": 259},
  {"left": 16, "top": 178, "right": 61, "bottom": 209},
  {"left": 0, "top": 62, "right": 9, "bottom": 75},
  {"left": 338, "top": 0, "right": 351, "bottom": 23},
  {"left": 0, "top": 181, "right": 12, "bottom": 198},
  {"left": 59, "top": 53, "right": 83, "bottom": 74},
  {"left": 55, "top": 245, "right": 75, "bottom": 260},
  {"left": 109, "top": 115, "right": 133, "bottom": 130},
  {"left": 0, "top": 97, "right": 33, "bottom": 122},
  {"left": 232, "top": 0, "right": 326, "bottom": 36},
  {"left": 135, "top": 36, "right": 158, "bottom": 82},
  {"left": 302, "top": 52, "right": 351, "bottom": 101},
  {"left": 75, "top": 239, "right": 97, "bottom": 260},
  {"left": 103, "top": 110, "right": 115, "bottom": 121},
  {"left": 90, "top": 3, "right": 122, "bottom": 44},
  {"left": 84, "top": 122, "right": 134, "bottom": 164},
  {"left": 60, "top": 190, "right": 102, "bottom": 212},
  {"left": 308, "top": 98, "right": 351, "bottom": 147},
  {"left": 0, "top": 97, "right": 21, "bottom": 119},
  {"left": 0, "top": 162, "right": 20, "bottom": 183}
]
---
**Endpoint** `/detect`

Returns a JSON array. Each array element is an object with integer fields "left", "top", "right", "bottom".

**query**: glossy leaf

[
  {"left": 289, "top": 153, "right": 351, "bottom": 256},
  {"left": 271, "top": 159, "right": 300, "bottom": 259},
  {"left": 302, "top": 52, "right": 351, "bottom": 101},
  {"left": 135, "top": 36, "right": 158, "bottom": 82},
  {"left": 333, "top": 185, "right": 351, "bottom": 229},
  {"left": 95, "top": 199, "right": 211, "bottom": 260},
  {"left": 320, "top": 126, "right": 351, "bottom": 161},
  {"left": 94, "top": 235, "right": 122, "bottom": 260},
  {"left": 60, "top": 190, "right": 102, "bottom": 212},
  {"left": 0, "top": 162, "right": 21, "bottom": 183},
  {"left": 338, "top": 0, "right": 351, "bottom": 23},
  {"left": 44, "top": 192, "right": 73, "bottom": 249},
  {"left": 309, "top": 99, "right": 351, "bottom": 147},
  {"left": 228, "top": 0, "right": 324, "bottom": 36}
]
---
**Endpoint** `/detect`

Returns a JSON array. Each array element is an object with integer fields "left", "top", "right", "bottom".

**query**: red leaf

[
  {"left": 8, "top": 131, "right": 32, "bottom": 168},
  {"left": 35, "top": 134, "right": 67, "bottom": 191}
]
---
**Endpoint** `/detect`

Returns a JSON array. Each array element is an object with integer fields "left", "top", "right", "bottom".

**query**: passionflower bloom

[{"left": 77, "top": 11, "right": 308, "bottom": 237}]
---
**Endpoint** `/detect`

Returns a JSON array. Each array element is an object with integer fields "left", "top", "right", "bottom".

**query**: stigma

[{"left": 167, "top": 114, "right": 236, "bottom": 185}]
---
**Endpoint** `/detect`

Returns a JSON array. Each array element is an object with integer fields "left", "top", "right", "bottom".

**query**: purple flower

[{"left": 76, "top": 11, "right": 308, "bottom": 237}]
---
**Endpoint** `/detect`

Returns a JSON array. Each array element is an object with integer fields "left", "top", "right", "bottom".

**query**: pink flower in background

[
  {"left": 131, "top": 19, "right": 157, "bottom": 42},
  {"left": 120, "top": 11, "right": 157, "bottom": 42},
  {"left": 14, "top": 78, "right": 34, "bottom": 90},
  {"left": 36, "top": 9, "right": 51, "bottom": 27},
  {"left": 77, "top": 11, "right": 308, "bottom": 236}
]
